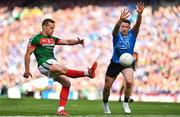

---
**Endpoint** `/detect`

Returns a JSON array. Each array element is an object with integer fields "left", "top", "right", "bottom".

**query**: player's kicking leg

[
  {"left": 49, "top": 61, "right": 97, "bottom": 79},
  {"left": 88, "top": 61, "right": 97, "bottom": 78}
]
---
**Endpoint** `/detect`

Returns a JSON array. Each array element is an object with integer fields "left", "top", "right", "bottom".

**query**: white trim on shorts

[{"left": 38, "top": 59, "right": 58, "bottom": 78}]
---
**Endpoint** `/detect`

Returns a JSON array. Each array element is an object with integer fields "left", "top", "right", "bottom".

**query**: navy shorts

[{"left": 106, "top": 60, "right": 135, "bottom": 78}]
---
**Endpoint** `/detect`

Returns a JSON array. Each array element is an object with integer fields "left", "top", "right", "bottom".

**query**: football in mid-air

[{"left": 119, "top": 53, "right": 133, "bottom": 67}]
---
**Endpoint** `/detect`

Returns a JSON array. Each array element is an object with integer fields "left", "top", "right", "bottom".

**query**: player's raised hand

[
  {"left": 120, "top": 8, "right": 130, "bottom": 20},
  {"left": 23, "top": 71, "right": 32, "bottom": 78},
  {"left": 77, "top": 37, "right": 84, "bottom": 47},
  {"left": 136, "top": 1, "right": 145, "bottom": 14}
]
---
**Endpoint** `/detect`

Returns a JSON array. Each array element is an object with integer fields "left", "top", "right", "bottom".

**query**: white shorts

[{"left": 38, "top": 59, "right": 58, "bottom": 78}]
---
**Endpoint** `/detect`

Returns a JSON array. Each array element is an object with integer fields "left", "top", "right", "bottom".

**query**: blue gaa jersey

[{"left": 112, "top": 30, "right": 136, "bottom": 63}]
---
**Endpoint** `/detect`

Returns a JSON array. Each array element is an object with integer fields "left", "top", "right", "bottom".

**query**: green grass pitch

[{"left": 0, "top": 98, "right": 180, "bottom": 117}]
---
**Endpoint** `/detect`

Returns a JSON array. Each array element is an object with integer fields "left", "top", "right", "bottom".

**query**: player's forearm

[
  {"left": 24, "top": 53, "right": 31, "bottom": 72},
  {"left": 66, "top": 39, "right": 81, "bottom": 45},
  {"left": 136, "top": 13, "right": 142, "bottom": 27},
  {"left": 134, "top": 13, "right": 142, "bottom": 32},
  {"left": 112, "top": 19, "right": 123, "bottom": 36}
]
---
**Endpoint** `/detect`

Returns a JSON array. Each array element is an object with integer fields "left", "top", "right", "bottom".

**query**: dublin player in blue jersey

[{"left": 102, "top": 2, "right": 144, "bottom": 114}]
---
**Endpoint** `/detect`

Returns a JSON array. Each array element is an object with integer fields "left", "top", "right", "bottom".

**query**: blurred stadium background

[{"left": 0, "top": 0, "right": 179, "bottom": 103}]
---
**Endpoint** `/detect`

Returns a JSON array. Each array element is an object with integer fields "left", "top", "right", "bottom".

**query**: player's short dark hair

[
  {"left": 122, "top": 19, "right": 131, "bottom": 25},
  {"left": 42, "top": 18, "right": 55, "bottom": 26}
]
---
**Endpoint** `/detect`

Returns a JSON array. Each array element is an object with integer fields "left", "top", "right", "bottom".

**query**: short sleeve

[
  {"left": 53, "top": 36, "right": 62, "bottom": 45},
  {"left": 28, "top": 36, "right": 38, "bottom": 48}
]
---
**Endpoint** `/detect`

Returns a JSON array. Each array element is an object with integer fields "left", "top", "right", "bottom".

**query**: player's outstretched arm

[
  {"left": 23, "top": 45, "right": 35, "bottom": 78},
  {"left": 112, "top": 8, "right": 130, "bottom": 37},
  {"left": 132, "top": 1, "right": 145, "bottom": 37},
  {"left": 56, "top": 37, "right": 84, "bottom": 47}
]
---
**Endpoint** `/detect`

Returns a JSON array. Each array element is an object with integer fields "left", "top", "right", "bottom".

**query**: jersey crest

[{"left": 118, "top": 39, "right": 130, "bottom": 49}]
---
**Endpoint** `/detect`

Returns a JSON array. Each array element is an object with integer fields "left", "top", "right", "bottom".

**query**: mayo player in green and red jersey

[{"left": 23, "top": 18, "right": 97, "bottom": 116}]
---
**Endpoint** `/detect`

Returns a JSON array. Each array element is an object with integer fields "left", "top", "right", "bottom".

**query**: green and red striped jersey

[{"left": 28, "top": 32, "right": 61, "bottom": 66}]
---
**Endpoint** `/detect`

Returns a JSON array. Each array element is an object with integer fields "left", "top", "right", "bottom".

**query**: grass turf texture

[{"left": 0, "top": 98, "right": 180, "bottom": 117}]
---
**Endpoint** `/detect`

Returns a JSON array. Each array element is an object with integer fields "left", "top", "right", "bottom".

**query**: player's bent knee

[
  {"left": 126, "top": 82, "right": 132, "bottom": 88},
  {"left": 63, "top": 82, "right": 71, "bottom": 87},
  {"left": 104, "top": 85, "right": 111, "bottom": 91},
  {"left": 60, "top": 80, "right": 71, "bottom": 87}
]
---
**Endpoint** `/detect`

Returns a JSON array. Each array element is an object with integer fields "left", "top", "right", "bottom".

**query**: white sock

[
  {"left": 104, "top": 103, "right": 108, "bottom": 106},
  {"left": 58, "top": 106, "right": 64, "bottom": 112},
  {"left": 84, "top": 70, "right": 89, "bottom": 76}
]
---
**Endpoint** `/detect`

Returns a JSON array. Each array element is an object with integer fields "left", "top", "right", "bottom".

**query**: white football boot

[
  {"left": 122, "top": 102, "right": 131, "bottom": 114},
  {"left": 103, "top": 103, "right": 111, "bottom": 114}
]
